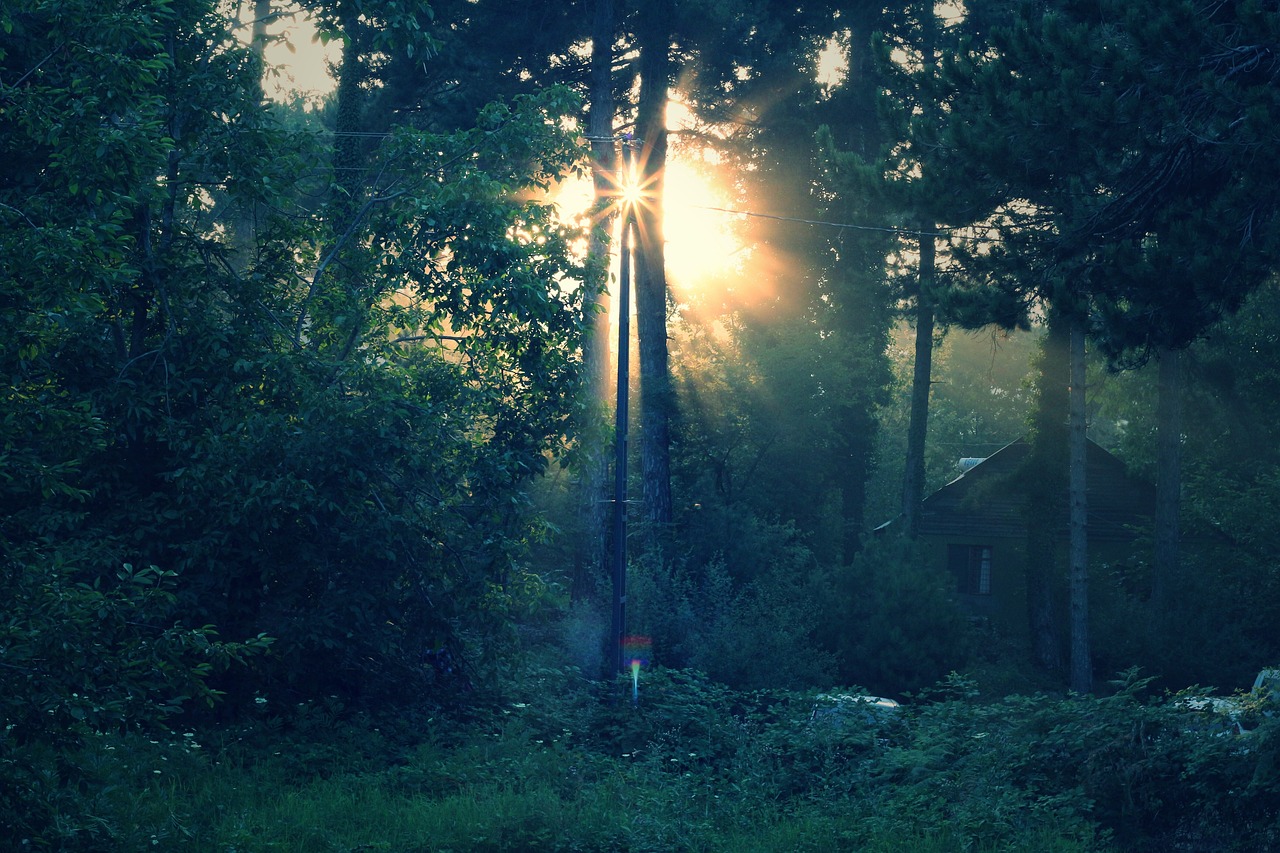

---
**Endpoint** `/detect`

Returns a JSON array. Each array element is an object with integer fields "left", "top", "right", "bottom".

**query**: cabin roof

[{"left": 913, "top": 438, "right": 1157, "bottom": 542}]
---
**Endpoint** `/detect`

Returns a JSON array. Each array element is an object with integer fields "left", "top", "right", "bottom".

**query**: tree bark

[
  {"left": 902, "top": 228, "right": 935, "bottom": 536},
  {"left": 250, "top": 0, "right": 272, "bottom": 73},
  {"left": 1153, "top": 346, "right": 1182, "bottom": 605},
  {"left": 1025, "top": 319, "right": 1067, "bottom": 674},
  {"left": 900, "top": 3, "right": 939, "bottom": 539},
  {"left": 572, "top": 0, "right": 616, "bottom": 601},
  {"left": 330, "top": 6, "right": 367, "bottom": 237},
  {"left": 1068, "top": 317, "right": 1091, "bottom": 694},
  {"left": 634, "top": 6, "right": 673, "bottom": 528}
]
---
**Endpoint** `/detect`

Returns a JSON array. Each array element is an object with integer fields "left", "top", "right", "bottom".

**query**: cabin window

[{"left": 948, "top": 544, "right": 992, "bottom": 595}]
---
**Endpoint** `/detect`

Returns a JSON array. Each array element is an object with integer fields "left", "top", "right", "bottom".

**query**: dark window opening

[{"left": 948, "top": 544, "right": 992, "bottom": 595}]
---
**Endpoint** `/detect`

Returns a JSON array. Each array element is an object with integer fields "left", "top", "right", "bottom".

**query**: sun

[
  {"left": 552, "top": 156, "right": 745, "bottom": 301},
  {"left": 232, "top": 3, "right": 341, "bottom": 106}
]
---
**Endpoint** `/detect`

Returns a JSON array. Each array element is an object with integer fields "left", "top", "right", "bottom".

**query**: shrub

[
  {"left": 628, "top": 554, "right": 836, "bottom": 690},
  {"left": 821, "top": 536, "right": 973, "bottom": 696},
  {"left": 0, "top": 553, "right": 268, "bottom": 847}
]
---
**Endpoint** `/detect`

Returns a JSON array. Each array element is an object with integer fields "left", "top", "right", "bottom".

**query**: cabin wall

[
  {"left": 923, "top": 534, "right": 1027, "bottom": 635},
  {"left": 924, "top": 534, "right": 1145, "bottom": 645}
]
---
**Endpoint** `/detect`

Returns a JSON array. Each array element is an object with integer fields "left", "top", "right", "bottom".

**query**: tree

[
  {"left": 1153, "top": 347, "right": 1182, "bottom": 604},
  {"left": 931, "top": 0, "right": 1280, "bottom": 683},
  {"left": 1068, "top": 317, "right": 1090, "bottom": 693},
  {"left": 1, "top": 0, "right": 594, "bottom": 711},
  {"left": 820, "top": 1, "right": 1010, "bottom": 544},
  {"left": 609, "top": 0, "right": 904, "bottom": 553},
  {"left": 894, "top": 3, "right": 942, "bottom": 538},
  {"left": 632, "top": 0, "right": 675, "bottom": 529},
  {"left": 694, "top": 0, "right": 899, "bottom": 561}
]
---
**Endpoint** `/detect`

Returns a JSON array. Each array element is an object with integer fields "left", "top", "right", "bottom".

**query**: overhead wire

[{"left": 210, "top": 126, "right": 1007, "bottom": 242}]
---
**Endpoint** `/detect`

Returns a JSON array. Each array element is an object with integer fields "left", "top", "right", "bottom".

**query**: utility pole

[{"left": 610, "top": 140, "right": 635, "bottom": 675}]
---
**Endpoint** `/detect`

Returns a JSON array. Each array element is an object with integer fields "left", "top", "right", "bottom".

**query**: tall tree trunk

[
  {"left": 296, "top": 5, "right": 373, "bottom": 359},
  {"left": 902, "top": 228, "right": 935, "bottom": 536},
  {"left": 225, "top": 0, "right": 274, "bottom": 272},
  {"left": 634, "top": 6, "right": 673, "bottom": 529},
  {"left": 901, "top": 3, "right": 940, "bottom": 539},
  {"left": 250, "top": 0, "right": 272, "bottom": 75},
  {"left": 1153, "top": 346, "right": 1182, "bottom": 605},
  {"left": 572, "top": 0, "right": 616, "bottom": 601},
  {"left": 1024, "top": 319, "right": 1068, "bottom": 673},
  {"left": 1068, "top": 317, "right": 1091, "bottom": 693},
  {"left": 830, "top": 4, "right": 894, "bottom": 560},
  {"left": 330, "top": 7, "right": 367, "bottom": 238}
]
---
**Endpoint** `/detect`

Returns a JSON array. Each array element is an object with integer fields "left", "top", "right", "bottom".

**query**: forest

[{"left": 3, "top": 0, "right": 1280, "bottom": 849}]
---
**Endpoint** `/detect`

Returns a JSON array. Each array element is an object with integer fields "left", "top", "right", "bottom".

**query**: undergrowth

[{"left": 16, "top": 667, "right": 1280, "bottom": 852}]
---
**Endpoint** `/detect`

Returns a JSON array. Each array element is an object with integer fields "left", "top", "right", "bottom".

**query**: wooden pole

[{"left": 611, "top": 141, "right": 634, "bottom": 675}]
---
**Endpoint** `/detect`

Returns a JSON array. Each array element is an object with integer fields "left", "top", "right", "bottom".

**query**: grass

[
  {"left": 86, "top": 705, "right": 1101, "bottom": 853},
  {"left": 33, "top": 667, "right": 1276, "bottom": 852}
]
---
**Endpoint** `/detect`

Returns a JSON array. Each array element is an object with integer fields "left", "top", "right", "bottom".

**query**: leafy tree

[
  {"left": 927, "top": 0, "right": 1280, "bottom": 686},
  {"left": 0, "top": 0, "right": 274, "bottom": 838},
  {"left": 1, "top": 0, "right": 593, "bottom": 718},
  {"left": 671, "top": 0, "right": 900, "bottom": 562},
  {"left": 1089, "top": 280, "right": 1280, "bottom": 685}
]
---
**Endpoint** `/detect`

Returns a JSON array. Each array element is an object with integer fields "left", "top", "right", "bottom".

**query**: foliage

[
  {"left": 0, "top": 555, "right": 269, "bottom": 846},
  {"left": 871, "top": 672, "right": 1280, "bottom": 852},
  {"left": 627, "top": 548, "right": 836, "bottom": 691},
  {"left": 668, "top": 0, "right": 898, "bottom": 561},
  {"left": 819, "top": 536, "right": 973, "bottom": 696},
  {"left": 941, "top": 0, "right": 1280, "bottom": 358},
  {"left": 37, "top": 662, "right": 1279, "bottom": 851},
  {"left": 1074, "top": 282, "right": 1280, "bottom": 688},
  {"left": 0, "top": 0, "right": 591, "bottom": 706},
  {"left": 671, "top": 319, "right": 837, "bottom": 562},
  {"left": 0, "top": 2, "right": 593, "bottom": 843}
]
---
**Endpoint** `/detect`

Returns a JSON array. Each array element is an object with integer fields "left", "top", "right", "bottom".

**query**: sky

[{"left": 234, "top": 2, "right": 341, "bottom": 104}]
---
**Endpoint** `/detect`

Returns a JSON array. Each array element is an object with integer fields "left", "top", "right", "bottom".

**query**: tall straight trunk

[
  {"left": 572, "top": 0, "right": 616, "bottom": 601},
  {"left": 900, "top": 4, "right": 939, "bottom": 538},
  {"left": 250, "top": 0, "right": 272, "bottom": 71},
  {"left": 1153, "top": 346, "right": 1182, "bottom": 605},
  {"left": 227, "top": 0, "right": 273, "bottom": 270},
  {"left": 634, "top": 7, "right": 673, "bottom": 528},
  {"left": 1068, "top": 318, "right": 1091, "bottom": 694},
  {"left": 902, "top": 227, "right": 935, "bottom": 536},
  {"left": 330, "top": 8, "right": 366, "bottom": 236},
  {"left": 298, "top": 6, "right": 375, "bottom": 360},
  {"left": 1025, "top": 318, "right": 1068, "bottom": 673}
]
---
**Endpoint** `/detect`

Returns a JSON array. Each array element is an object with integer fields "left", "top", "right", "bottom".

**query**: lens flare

[{"left": 622, "top": 635, "right": 652, "bottom": 703}]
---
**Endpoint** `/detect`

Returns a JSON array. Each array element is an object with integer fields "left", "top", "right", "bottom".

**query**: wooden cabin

[{"left": 887, "top": 438, "right": 1157, "bottom": 636}]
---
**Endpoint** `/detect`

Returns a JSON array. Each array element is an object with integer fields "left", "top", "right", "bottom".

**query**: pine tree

[{"left": 934, "top": 0, "right": 1280, "bottom": 683}]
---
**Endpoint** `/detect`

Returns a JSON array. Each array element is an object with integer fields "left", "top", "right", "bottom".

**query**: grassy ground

[{"left": 25, "top": 666, "right": 1278, "bottom": 851}]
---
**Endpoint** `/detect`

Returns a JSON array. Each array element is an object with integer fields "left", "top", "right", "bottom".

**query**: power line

[
  {"left": 683, "top": 203, "right": 999, "bottom": 244},
  {"left": 686, "top": 203, "right": 954, "bottom": 239},
  {"left": 181, "top": 124, "right": 1007, "bottom": 241}
]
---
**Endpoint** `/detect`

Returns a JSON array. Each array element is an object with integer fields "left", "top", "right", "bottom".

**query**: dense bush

[
  {"left": 0, "top": 553, "right": 268, "bottom": 847},
  {"left": 820, "top": 536, "right": 974, "bottom": 696},
  {"left": 627, "top": 550, "right": 836, "bottom": 690},
  {"left": 868, "top": 672, "right": 1280, "bottom": 852}
]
